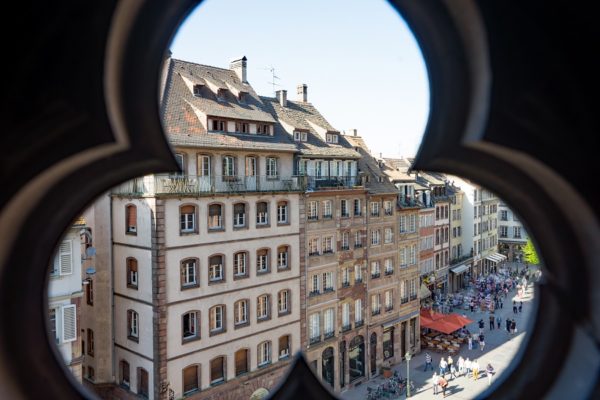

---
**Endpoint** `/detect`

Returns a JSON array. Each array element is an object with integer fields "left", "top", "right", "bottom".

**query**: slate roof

[
  {"left": 344, "top": 135, "right": 397, "bottom": 194},
  {"left": 161, "top": 59, "right": 296, "bottom": 152},
  {"left": 262, "top": 97, "right": 360, "bottom": 159},
  {"left": 381, "top": 157, "right": 415, "bottom": 182}
]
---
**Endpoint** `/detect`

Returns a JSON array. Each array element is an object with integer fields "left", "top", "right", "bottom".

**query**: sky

[{"left": 169, "top": 0, "right": 429, "bottom": 158}]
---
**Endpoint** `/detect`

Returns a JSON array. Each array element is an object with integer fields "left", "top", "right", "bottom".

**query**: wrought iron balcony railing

[
  {"left": 298, "top": 175, "right": 361, "bottom": 191},
  {"left": 112, "top": 174, "right": 304, "bottom": 196}
]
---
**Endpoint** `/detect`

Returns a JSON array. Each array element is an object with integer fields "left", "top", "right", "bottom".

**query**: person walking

[
  {"left": 458, "top": 356, "right": 465, "bottom": 376},
  {"left": 500, "top": 299, "right": 503, "bottom": 309},
  {"left": 424, "top": 352, "right": 433, "bottom": 371},
  {"left": 472, "top": 359, "right": 480, "bottom": 380},
  {"left": 439, "top": 375, "right": 449, "bottom": 397},
  {"left": 439, "top": 357, "right": 448, "bottom": 377},
  {"left": 519, "top": 301, "right": 523, "bottom": 313},
  {"left": 512, "top": 319, "right": 517, "bottom": 334},
  {"left": 489, "top": 313, "right": 495, "bottom": 330},
  {"left": 464, "top": 358, "right": 472, "bottom": 377},
  {"left": 496, "top": 315, "right": 502, "bottom": 330},
  {"left": 506, "top": 317, "right": 511, "bottom": 333},
  {"left": 447, "top": 356, "right": 455, "bottom": 379},
  {"left": 468, "top": 335, "right": 473, "bottom": 350},
  {"left": 479, "top": 333, "right": 485, "bottom": 351},
  {"left": 486, "top": 363, "right": 495, "bottom": 386},
  {"left": 432, "top": 372, "right": 439, "bottom": 395},
  {"left": 478, "top": 319, "right": 485, "bottom": 334},
  {"left": 513, "top": 300, "right": 517, "bottom": 314}
]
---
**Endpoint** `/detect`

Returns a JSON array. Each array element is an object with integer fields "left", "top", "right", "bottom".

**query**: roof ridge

[{"left": 172, "top": 58, "right": 233, "bottom": 72}]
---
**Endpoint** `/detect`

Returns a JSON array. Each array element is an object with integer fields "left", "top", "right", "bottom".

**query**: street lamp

[{"left": 405, "top": 351, "right": 412, "bottom": 397}]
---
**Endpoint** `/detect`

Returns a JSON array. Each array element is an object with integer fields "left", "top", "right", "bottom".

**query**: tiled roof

[
  {"left": 344, "top": 135, "right": 397, "bottom": 194},
  {"left": 161, "top": 59, "right": 296, "bottom": 151},
  {"left": 262, "top": 97, "right": 360, "bottom": 159},
  {"left": 381, "top": 157, "right": 415, "bottom": 182}
]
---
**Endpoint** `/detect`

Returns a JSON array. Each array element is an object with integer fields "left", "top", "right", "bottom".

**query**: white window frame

[
  {"left": 384, "top": 227, "right": 393, "bottom": 244},
  {"left": 182, "top": 312, "right": 198, "bottom": 339},
  {"left": 257, "top": 295, "right": 270, "bottom": 319},
  {"left": 278, "top": 290, "right": 289, "bottom": 314},
  {"left": 235, "top": 300, "right": 248, "bottom": 325},
  {"left": 266, "top": 157, "right": 278, "bottom": 178},
  {"left": 277, "top": 247, "right": 288, "bottom": 269},
  {"left": 182, "top": 259, "right": 196, "bottom": 286},
  {"left": 234, "top": 252, "right": 247, "bottom": 277},
  {"left": 277, "top": 202, "right": 288, "bottom": 224},
  {"left": 322, "top": 200, "right": 332, "bottom": 218}
]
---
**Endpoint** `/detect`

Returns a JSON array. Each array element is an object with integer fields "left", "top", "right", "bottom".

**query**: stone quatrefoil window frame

[{"left": 0, "top": 1, "right": 597, "bottom": 400}]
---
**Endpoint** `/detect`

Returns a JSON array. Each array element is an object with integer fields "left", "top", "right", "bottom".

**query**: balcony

[
  {"left": 370, "top": 211, "right": 380, "bottom": 217},
  {"left": 309, "top": 290, "right": 320, "bottom": 297},
  {"left": 309, "top": 336, "right": 321, "bottom": 345},
  {"left": 324, "top": 331, "right": 335, "bottom": 340},
  {"left": 385, "top": 305, "right": 394, "bottom": 312},
  {"left": 341, "top": 245, "right": 350, "bottom": 251},
  {"left": 355, "top": 278, "right": 363, "bottom": 284},
  {"left": 323, "top": 287, "right": 335, "bottom": 293},
  {"left": 384, "top": 210, "right": 394, "bottom": 216},
  {"left": 355, "top": 320, "right": 364, "bottom": 328},
  {"left": 299, "top": 175, "right": 361, "bottom": 191},
  {"left": 410, "top": 294, "right": 418, "bottom": 301},
  {"left": 372, "top": 308, "right": 381, "bottom": 316},
  {"left": 342, "top": 281, "right": 350, "bottom": 288},
  {"left": 401, "top": 297, "right": 409, "bottom": 304},
  {"left": 371, "top": 273, "right": 381, "bottom": 279},
  {"left": 113, "top": 174, "right": 303, "bottom": 196},
  {"left": 354, "top": 243, "right": 363, "bottom": 249},
  {"left": 384, "top": 269, "right": 394, "bottom": 276},
  {"left": 341, "top": 324, "right": 352, "bottom": 333}
]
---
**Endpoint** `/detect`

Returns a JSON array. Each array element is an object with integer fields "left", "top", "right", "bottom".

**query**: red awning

[
  {"left": 426, "top": 319, "right": 461, "bottom": 334},
  {"left": 444, "top": 313, "right": 473, "bottom": 327}
]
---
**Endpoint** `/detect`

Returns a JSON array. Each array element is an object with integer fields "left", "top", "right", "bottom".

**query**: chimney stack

[
  {"left": 276, "top": 90, "right": 287, "bottom": 107},
  {"left": 344, "top": 129, "right": 358, "bottom": 137},
  {"left": 230, "top": 56, "right": 247, "bottom": 83},
  {"left": 297, "top": 84, "right": 308, "bottom": 102}
]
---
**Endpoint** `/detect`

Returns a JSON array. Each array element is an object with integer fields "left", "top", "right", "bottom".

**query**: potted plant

[{"left": 381, "top": 359, "right": 393, "bottom": 378}]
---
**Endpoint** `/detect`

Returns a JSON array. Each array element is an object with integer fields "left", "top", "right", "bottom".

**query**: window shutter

[
  {"left": 59, "top": 240, "right": 73, "bottom": 275},
  {"left": 180, "top": 261, "right": 186, "bottom": 287},
  {"left": 62, "top": 304, "right": 76, "bottom": 342},
  {"left": 127, "top": 310, "right": 132, "bottom": 336},
  {"left": 127, "top": 205, "right": 137, "bottom": 228},
  {"left": 235, "top": 350, "right": 248, "bottom": 375},
  {"left": 211, "top": 357, "right": 224, "bottom": 380},
  {"left": 183, "top": 366, "right": 198, "bottom": 393}
]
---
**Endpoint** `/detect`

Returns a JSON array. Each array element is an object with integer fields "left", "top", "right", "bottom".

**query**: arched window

[
  {"left": 180, "top": 204, "right": 197, "bottom": 234},
  {"left": 208, "top": 255, "right": 224, "bottom": 282},
  {"left": 257, "top": 341, "right": 271, "bottom": 367},
  {"left": 233, "top": 203, "right": 246, "bottom": 228},
  {"left": 277, "top": 201, "right": 288, "bottom": 224},
  {"left": 233, "top": 251, "right": 248, "bottom": 278},
  {"left": 180, "top": 258, "right": 198, "bottom": 289},
  {"left": 235, "top": 349, "right": 249, "bottom": 376},
  {"left": 182, "top": 365, "right": 200, "bottom": 395},
  {"left": 126, "top": 257, "right": 138, "bottom": 289},
  {"left": 322, "top": 346, "right": 335, "bottom": 387},
  {"left": 119, "top": 360, "right": 130, "bottom": 388},
  {"left": 125, "top": 204, "right": 137, "bottom": 234},
  {"left": 256, "top": 201, "right": 269, "bottom": 225},
  {"left": 182, "top": 311, "right": 199, "bottom": 341},
  {"left": 210, "top": 356, "right": 226, "bottom": 385},
  {"left": 222, "top": 155, "right": 236, "bottom": 177},
  {"left": 208, "top": 203, "right": 223, "bottom": 230},
  {"left": 278, "top": 335, "right": 290, "bottom": 359},
  {"left": 278, "top": 289, "right": 290, "bottom": 315},
  {"left": 257, "top": 294, "right": 270, "bottom": 321},
  {"left": 277, "top": 246, "right": 289, "bottom": 270},
  {"left": 209, "top": 305, "right": 225, "bottom": 334},
  {"left": 256, "top": 249, "right": 269, "bottom": 273},
  {"left": 234, "top": 299, "right": 248, "bottom": 326}
]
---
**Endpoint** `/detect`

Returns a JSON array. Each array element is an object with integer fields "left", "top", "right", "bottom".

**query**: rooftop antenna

[{"left": 264, "top": 66, "right": 281, "bottom": 95}]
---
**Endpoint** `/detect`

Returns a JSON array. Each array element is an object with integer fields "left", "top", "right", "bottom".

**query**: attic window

[
  {"left": 257, "top": 124, "right": 271, "bottom": 136},
  {"left": 217, "top": 89, "right": 226, "bottom": 102},
  {"left": 235, "top": 122, "right": 249, "bottom": 134},
  {"left": 193, "top": 85, "right": 203, "bottom": 97},
  {"left": 212, "top": 119, "right": 227, "bottom": 132},
  {"left": 238, "top": 92, "right": 246, "bottom": 104},
  {"left": 294, "top": 131, "right": 307, "bottom": 142},
  {"left": 326, "top": 134, "right": 338, "bottom": 143}
]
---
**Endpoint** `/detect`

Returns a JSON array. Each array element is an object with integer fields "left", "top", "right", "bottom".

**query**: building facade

[{"left": 498, "top": 201, "right": 529, "bottom": 262}]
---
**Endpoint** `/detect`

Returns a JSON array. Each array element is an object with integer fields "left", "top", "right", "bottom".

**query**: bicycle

[{"left": 397, "top": 379, "right": 416, "bottom": 395}]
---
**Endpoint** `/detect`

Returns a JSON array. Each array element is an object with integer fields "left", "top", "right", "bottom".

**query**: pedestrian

[
  {"left": 496, "top": 315, "right": 502, "bottom": 330},
  {"left": 513, "top": 301, "right": 517, "bottom": 314},
  {"left": 439, "top": 376, "right": 449, "bottom": 397},
  {"left": 478, "top": 319, "right": 485, "bottom": 334},
  {"left": 519, "top": 301, "right": 523, "bottom": 313},
  {"left": 472, "top": 359, "right": 480, "bottom": 380},
  {"left": 464, "top": 358, "right": 472, "bottom": 376},
  {"left": 439, "top": 357, "right": 447, "bottom": 377},
  {"left": 458, "top": 356, "right": 465, "bottom": 376},
  {"left": 500, "top": 299, "right": 503, "bottom": 309},
  {"left": 432, "top": 372, "right": 439, "bottom": 395},
  {"left": 479, "top": 333, "right": 485, "bottom": 351},
  {"left": 486, "top": 363, "right": 495, "bottom": 386},
  {"left": 489, "top": 314, "right": 495, "bottom": 330},
  {"left": 512, "top": 319, "right": 517, "bottom": 334},
  {"left": 506, "top": 318, "right": 511, "bottom": 333},
  {"left": 424, "top": 352, "right": 433, "bottom": 371},
  {"left": 450, "top": 362, "right": 457, "bottom": 379},
  {"left": 470, "top": 300, "right": 474, "bottom": 313},
  {"left": 468, "top": 335, "right": 473, "bottom": 350},
  {"left": 447, "top": 356, "right": 455, "bottom": 378}
]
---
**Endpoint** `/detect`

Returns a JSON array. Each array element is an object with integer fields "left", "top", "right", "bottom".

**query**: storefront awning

[
  {"left": 450, "top": 264, "right": 469, "bottom": 274},
  {"left": 420, "top": 283, "right": 432, "bottom": 299},
  {"left": 486, "top": 252, "right": 507, "bottom": 263}
]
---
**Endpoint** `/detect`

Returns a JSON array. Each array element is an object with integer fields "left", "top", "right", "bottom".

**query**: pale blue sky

[{"left": 170, "top": 0, "right": 429, "bottom": 158}]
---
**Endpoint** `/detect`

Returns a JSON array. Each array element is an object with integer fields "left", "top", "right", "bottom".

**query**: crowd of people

[{"left": 430, "top": 355, "right": 496, "bottom": 397}]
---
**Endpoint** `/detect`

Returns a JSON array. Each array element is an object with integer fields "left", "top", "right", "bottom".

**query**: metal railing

[
  {"left": 309, "top": 336, "right": 321, "bottom": 345},
  {"left": 299, "top": 175, "right": 361, "bottom": 190},
  {"left": 324, "top": 331, "right": 335, "bottom": 340},
  {"left": 355, "top": 320, "right": 364, "bottom": 328},
  {"left": 341, "top": 324, "right": 352, "bottom": 333},
  {"left": 372, "top": 308, "right": 381, "bottom": 316},
  {"left": 112, "top": 174, "right": 304, "bottom": 196}
]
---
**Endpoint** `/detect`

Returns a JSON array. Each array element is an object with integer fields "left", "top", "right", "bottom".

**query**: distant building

[{"left": 498, "top": 201, "right": 529, "bottom": 262}]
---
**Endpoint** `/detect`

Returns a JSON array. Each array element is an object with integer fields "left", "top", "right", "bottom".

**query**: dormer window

[
  {"left": 193, "top": 84, "right": 203, "bottom": 97},
  {"left": 217, "top": 88, "right": 226, "bottom": 102},
  {"left": 257, "top": 124, "right": 271, "bottom": 136},
  {"left": 235, "top": 122, "right": 250, "bottom": 133},
  {"left": 294, "top": 131, "right": 308, "bottom": 142},
  {"left": 326, "top": 133, "right": 338, "bottom": 143},
  {"left": 212, "top": 119, "right": 227, "bottom": 132},
  {"left": 238, "top": 92, "right": 247, "bottom": 104}
]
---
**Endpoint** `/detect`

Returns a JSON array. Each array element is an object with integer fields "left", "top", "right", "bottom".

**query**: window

[
  {"left": 371, "top": 294, "right": 381, "bottom": 315},
  {"left": 258, "top": 341, "right": 272, "bottom": 367},
  {"left": 127, "top": 310, "right": 138, "bottom": 341},
  {"left": 233, "top": 203, "right": 246, "bottom": 228},
  {"left": 222, "top": 155, "right": 236, "bottom": 177},
  {"left": 384, "top": 201, "right": 393, "bottom": 215},
  {"left": 322, "top": 236, "right": 334, "bottom": 254},
  {"left": 209, "top": 255, "right": 223, "bottom": 282},
  {"left": 371, "top": 229, "right": 380, "bottom": 245},
  {"left": 323, "top": 271, "right": 334, "bottom": 291},
  {"left": 86, "top": 278, "right": 94, "bottom": 305},
  {"left": 138, "top": 368, "right": 149, "bottom": 398},
  {"left": 257, "top": 295, "right": 270, "bottom": 320},
  {"left": 233, "top": 300, "right": 248, "bottom": 325},
  {"left": 322, "top": 200, "right": 332, "bottom": 218},
  {"left": 174, "top": 153, "right": 185, "bottom": 174},
  {"left": 500, "top": 225, "right": 508, "bottom": 237},
  {"left": 370, "top": 202, "right": 380, "bottom": 216},
  {"left": 183, "top": 365, "right": 199, "bottom": 395},
  {"left": 384, "top": 258, "right": 393, "bottom": 275},
  {"left": 309, "top": 313, "right": 320, "bottom": 343},
  {"left": 182, "top": 311, "right": 199, "bottom": 340},
  {"left": 384, "top": 227, "right": 393, "bottom": 244},
  {"left": 48, "top": 309, "right": 57, "bottom": 344},
  {"left": 308, "top": 237, "right": 319, "bottom": 256},
  {"left": 279, "top": 335, "right": 290, "bottom": 359},
  {"left": 208, "top": 203, "right": 223, "bottom": 230},
  {"left": 125, "top": 204, "right": 137, "bottom": 234},
  {"left": 87, "top": 367, "right": 95, "bottom": 381},
  {"left": 193, "top": 84, "right": 203, "bottom": 97},
  {"left": 340, "top": 199, "right": 349, "bottom": 217},
  {"left": 257, "top": 124, "right": 270, "bottom": 135},
  {"left": 355, "top": 299, "right": 363, "bottom": 324},
  {"left": 324, "top": 308, "right": 335, "bottom": 338},
  {"left": 371, "top": 261, "right": 380, "bottom": 278},
  {"left": 212, "top": 119, "right": 226, "bottom": 131},
  {"left": 256, "top": 202, "right": 268, "bottom": 225},
  {"left": 277, "top": 201, "right": 288, "bottom": 224},
  {"left": 294, "top": 131, "right": 301, "bottom": 141},
  {"left": 245, "top": 156, "right": 256, "bottom": 176},
  {"left": 354, "top": 199, "right": 361, "bottom": 216},
  {"left": 409, "top": 244, "right": 417, "bottom": 265},
  {"left": 341, "top": 231, "right": 349, "bottom": 250},
  {"left": 120, "top": 360, "right": 130, "bottom": 388},
  {"left": 257, "top": 249, "right": 269, "bottom": 273},
  {"left": 235, "top": 349, "right": 249, "bottom": 376},
  {"left": 385, "top": 290, "right": 394, "bottom": 311},
  {"left": 342, "top": 303, "right": 350, "bottom": 330},
  {"left": 277, "top": 246, "right": 289, "bottom": 269},
  {"left": 278, "top": 290, "right": 290, "bottom": 314},
  {"left": 408, "top": 214, "right": 416, "bottom": 232},
  {"left": 235, "top": 121, "right": 250, "bottom": 133},
  {"left": 198, "top": 154, "right": 211, "bottom": 177},
  {"left": 50, "top": 240, "right": 73, "bottom": 277},
  {"left": 308, "top": 201, "right": 318, "bottom": 220},
  {"left": 354, "top": 231, "right": 363, "bottom": 248},
  {"left": 87, "top": 329, "right": 94, "bottom": 356},
  {"left": 233, "top": 252, "right": 247, "bottom": 277},
  {"left": 342, "top": 267, "right": 350, "bottom": 286},
  {"left": 181, "top": 258, "right": 198, "bottom": 288},
  {"left": 399, "top": 215, "right": 406, "bottom": 233},
  {"left": 310, "top": 274, "right": 320, "bottom": 294},
  {"left": 266, "top": 157, "right": 278, "bottom": 178},
  {"left": 315, "top": 161, "right": 323, "bottom": 178},
  {"left": 209, "top": 305, "right": 225, "bottom": 333},
  {"left": 514, "top": 226, "right": 522, "bottom": 238},
  {"left": 125, "top": 257, "right": 138, "bottom": 289},
  {"left": 326, "top": 133, "right": 338, "bottom": 143},
  {"left": 180, "top": 205, "right": 196, "bottom": 233},
  {"left": 210, "top": 357, "right": 226, "bottom": 385},
  {"left": 354, "top": 264, "right": 363, "bottom": 283}
]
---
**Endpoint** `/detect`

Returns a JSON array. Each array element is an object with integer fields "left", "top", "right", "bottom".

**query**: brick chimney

[
  {"left": 230, "top": 56, "right": 247, "bottom": 83},
  {"left": 297, "top": 84, "right": 307, "bottom": 102},
  {"left": 276, "top": 90, "right": 287, "bottom": 107}
]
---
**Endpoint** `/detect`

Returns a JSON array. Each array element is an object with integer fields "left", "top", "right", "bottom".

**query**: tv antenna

[{"left": 264, "top": 66, "right": 281, "bottom": 95}]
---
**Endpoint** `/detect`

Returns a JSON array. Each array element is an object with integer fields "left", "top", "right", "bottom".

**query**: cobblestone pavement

[{"left": 340, "top": 264, "right": 537, "bottom": 400}]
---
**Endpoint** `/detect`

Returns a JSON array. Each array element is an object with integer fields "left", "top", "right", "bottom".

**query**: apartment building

[
  {"left": 109, "top": 57, "right": 303, "bottom": 400},
  {"left": 498, "top": 201, "right": 529, "bottom": 262},
  {"left": 48, "top": 223, "right": 85, "bottom": 382},
  {"left": 448, "top": 188, "right": 471, "bottom": 292},
  {"left": 472, "top": 187, "right": 505, "bottom": 276}
]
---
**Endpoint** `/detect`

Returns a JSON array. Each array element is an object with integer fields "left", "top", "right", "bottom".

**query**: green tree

[{"left": 523, "top": 238, "right": 540, "bottom": 265}]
